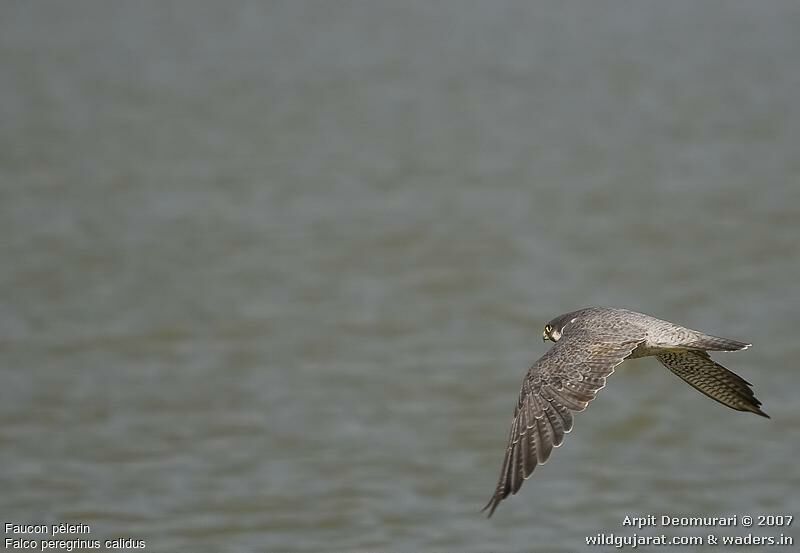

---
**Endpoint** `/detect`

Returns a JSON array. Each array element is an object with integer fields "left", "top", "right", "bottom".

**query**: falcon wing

[
  {"left": 656, "top": 350, "right": 769, "bottom": 418},
  {"left": 483, "top": 333, "right": 643, "bottom": 517}
]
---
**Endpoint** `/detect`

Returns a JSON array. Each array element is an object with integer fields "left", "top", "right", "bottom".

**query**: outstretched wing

[
  {"left": 656, "top": 350, "right": 769, "bottom": 418},
  {"left": 483, "top": 331, "right": 643, "bottom": 517}
]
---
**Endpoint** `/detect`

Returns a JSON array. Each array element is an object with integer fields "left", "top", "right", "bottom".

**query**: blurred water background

[{"left": 1, "top": 2, "right": 799, "bottom": 552}]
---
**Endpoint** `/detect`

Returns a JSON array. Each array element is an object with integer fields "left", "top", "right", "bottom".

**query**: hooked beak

[{"left": 542, "top": 332, "right": 549, "bottom": 342}]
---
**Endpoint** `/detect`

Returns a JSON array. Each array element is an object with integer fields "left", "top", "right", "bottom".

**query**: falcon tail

[{"left": 684, "top": 334, "right": 750, "bottom": 352}]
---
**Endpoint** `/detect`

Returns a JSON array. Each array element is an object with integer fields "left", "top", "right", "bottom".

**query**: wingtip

[
  {"left": 744, "top": 402, "right": 770, "bottom": 418},
  {"left": 747, "top": 400, "right": 770, "bottom": 419},
  {"left": 481, "top": 496, "right": 500, "bottom": 518}
]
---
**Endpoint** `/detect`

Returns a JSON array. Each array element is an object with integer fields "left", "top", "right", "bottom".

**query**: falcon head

[
  {"left": 543, "top": 312, "right": 581, "bottom": 342},
  {"left": 542, "top": 323, "right": 562, "bottom": 342}
]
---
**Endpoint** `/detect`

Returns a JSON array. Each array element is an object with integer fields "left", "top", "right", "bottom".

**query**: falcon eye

[{"left": 544, "top": 325, "right": 553, "bottom": 334}]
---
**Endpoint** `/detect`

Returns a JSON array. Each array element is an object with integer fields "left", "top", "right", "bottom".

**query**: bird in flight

[{"left": 483, "top": 307, "right": 769, "bottom": 517}]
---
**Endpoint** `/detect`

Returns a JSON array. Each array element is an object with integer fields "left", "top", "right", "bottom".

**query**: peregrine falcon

[{"left": 483, "top": 307, "right": 769, "bottom": 517}]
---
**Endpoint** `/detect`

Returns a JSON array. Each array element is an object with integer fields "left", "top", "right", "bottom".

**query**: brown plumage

[{"left": 483, "top": 307, "right": 769, "bottom": 517}]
